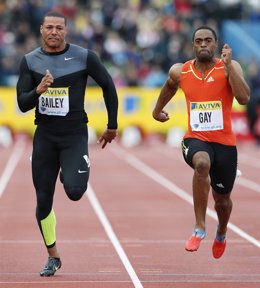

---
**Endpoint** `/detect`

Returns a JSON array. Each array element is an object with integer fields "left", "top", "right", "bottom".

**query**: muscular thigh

[
  {"left": 32, "top": 126, "right": 60, "bottom": 191},
  {"left": 182, "top": 138, "right": 237, "bottom": 194},
  {"left": 59, "top": 126, "right": 90, "bottom": 188},
  {"left": 210, "top": 143, "right": 237, "bottom": 194},
  {"left": 182, "top": 138, "right": 214, "bottom": 168}
]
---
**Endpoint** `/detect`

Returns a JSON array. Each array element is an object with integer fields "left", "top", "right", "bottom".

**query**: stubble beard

[{"left": 198, "top": 53, "right": 214, "bottom": 63}]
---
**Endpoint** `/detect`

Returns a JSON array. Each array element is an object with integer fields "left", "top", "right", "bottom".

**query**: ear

[{"left": 40, "top": 25, "right": 43, "bottom": 34}]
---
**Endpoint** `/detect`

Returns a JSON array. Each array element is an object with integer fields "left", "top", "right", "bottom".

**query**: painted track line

[
  {"left": 236, "top": 177, "right": 260, "bottom": 193},
  {"left": 239, "top": 154, "right": 260, "bottom": 169},
  {"left": 158, "top": 145, "right": 260, "bottom": 194},
  {"left": 110, "top": 146, "right": 260, "bottom": 248},
  {"left": 0, "top": 138, "right": 26, "bottom": 199},
  {"left": 86, "top": 184, "right": 143, "bottom": 288}
]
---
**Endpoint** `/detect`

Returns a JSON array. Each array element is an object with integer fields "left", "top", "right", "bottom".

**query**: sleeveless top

[{"left": 180, "top": 58, "right": 236, "bottom": 145}]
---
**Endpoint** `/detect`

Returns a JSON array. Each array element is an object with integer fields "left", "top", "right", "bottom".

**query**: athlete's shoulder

[
  {"left": 23, "top": 47, "right": 43, "bottom": 69},
  {"left": 68, "top": 43, "right": 88, "bottom": 56},
  {"left": 25, "top": 47, "right": 42, "bottom": 59},
  {"left": 69, "top": 43, "right": 87, "bottom": 52},
  {"left": 181, "top": 59, "right": 194, "bottom": 72},
  {"left": 169, "top": 63, "right": 183, "bottom": 75}
]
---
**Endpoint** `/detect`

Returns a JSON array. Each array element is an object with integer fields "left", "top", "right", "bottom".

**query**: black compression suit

[{"left": 16, "top": 43, "right": 118, "bottom": 247}]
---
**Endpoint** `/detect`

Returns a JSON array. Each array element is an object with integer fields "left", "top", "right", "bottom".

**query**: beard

[{"left": 196, "top": 50, "right": 213, "bottom": 63}]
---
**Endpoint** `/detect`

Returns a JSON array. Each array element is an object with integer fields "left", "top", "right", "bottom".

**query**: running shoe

[
  {"left": 185, "top": 228, "right": 206, "bottom": 252},
  {"left": 40, "top": 257, "right": 62, "bottom": 277},
  {"left": 212, "top": 239, "right": 226, "bottom": 259}
]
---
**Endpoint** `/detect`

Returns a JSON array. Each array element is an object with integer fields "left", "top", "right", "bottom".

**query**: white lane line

[
  {"left": 159, "top": 145, "right": 260, "bottom": 194},
  {"left": 86, "top": 185, "right": 143, "bottom": 288},
  {"left": 0, "top": 280, "right": 135, "bottom": 284},
  {"left": 110, "top": 146, "right": 260, "bottom": 248},
  {"left": 0, "top": 139, "right": 26, "bottom": 199},
  {"left": 239, "top": 154, "right": 260, "bottom": 169},
  {"left": 0, "top": 239, "right": 248, "bottom": 244},
  {"left": 236, "top": 177, "right": 260, "bottom": 193}
]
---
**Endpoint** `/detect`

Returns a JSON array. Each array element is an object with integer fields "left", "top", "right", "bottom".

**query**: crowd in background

[
  {"left": 0, "top": 0, "right": 260, "bottom": 144},
  {"left": 0, "top": 0, "right": 260, "bottom": 88}
]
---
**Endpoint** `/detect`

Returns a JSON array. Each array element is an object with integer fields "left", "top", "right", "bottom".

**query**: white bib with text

[
  {"left": 39, "top": 87, "right": 69, "bottom": 116},
  {"left": 190, "top": 101, "right": 223, "bottom": 131}
]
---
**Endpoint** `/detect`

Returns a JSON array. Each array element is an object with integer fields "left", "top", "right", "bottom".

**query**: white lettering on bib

[
  {"left": 39, "top": 87, "right": 69, "bottom": 116},
  {"left": 190, "top": 101, "right": 223, "bottom": 131}
]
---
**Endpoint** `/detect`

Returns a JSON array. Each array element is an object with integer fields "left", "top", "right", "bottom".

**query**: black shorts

[{"left": 181, "top": 138, "right": 237, "bottom": 194}]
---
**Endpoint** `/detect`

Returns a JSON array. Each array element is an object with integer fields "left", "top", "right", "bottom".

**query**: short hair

[
  {"left": 42, "top": 11, "right": 67, "bottom": 26},
  {"left": 192, "top": 26, "right": 218, "bottom": 42}
]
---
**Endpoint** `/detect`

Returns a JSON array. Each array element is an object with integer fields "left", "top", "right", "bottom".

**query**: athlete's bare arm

[
  {"left": 152, "top": 63, "right": 182, "bottom": 122},
  {"left": 222, "top": 44, "right": 250, "bottom": 105}
]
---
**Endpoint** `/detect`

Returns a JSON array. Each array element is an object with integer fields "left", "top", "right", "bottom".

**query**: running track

[{"left": 0, "top": 135, "right": 260, "bottom": 288}]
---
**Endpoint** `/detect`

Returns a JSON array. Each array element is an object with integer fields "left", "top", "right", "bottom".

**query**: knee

[
  {"left": 36, "top": 192, "right": 53, "bottom": 218},
  {"left": 37, "top": 192, "right": 49, "bottom": 206},
  {"left": 64, "top": 185, "right": 87, "bottom": 201},
  {"left": 194, "top": 158, "right": 210, "bottom": 177},
  {"left": 214, "top": 194, "right": 232, "bottom": 211}
]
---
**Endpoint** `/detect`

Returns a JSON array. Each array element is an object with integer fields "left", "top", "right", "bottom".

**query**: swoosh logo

[
  {"left": 78, "top": 170, "right": 87, "bottom": 173},
  {"left": 64, "top": 57, "right": 75, "bottom": 61}
]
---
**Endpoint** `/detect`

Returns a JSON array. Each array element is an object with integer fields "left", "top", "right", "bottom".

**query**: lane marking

[
  {"left": 0, "top": 139, "right": 26, "bottom": 199},
  {"left": 1, "top": 277, "right": 260, "bottom": 284},
  {"left": 0, "top": 239, "right": 249, "bottom": 244},
  {"left": 86, "top": 185, "right": 143, "bottom": 288},
  {"left": 2, "top": 280, "right": 259, "bottom": 284},
  {"left": 239, "top": 154, "right": 260, "bottom": 169},
  {"left": 236, "top": 177, "right": 260, "bottom": 193},
  {"left": 110, "top": 146, "right": 260, "bottom": 247},
  {"left": 158, "top": 145, "right": 260, "bottom": 193}
]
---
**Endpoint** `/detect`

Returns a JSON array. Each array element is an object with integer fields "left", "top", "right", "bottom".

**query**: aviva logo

[
  {"left": 42, "top": 87, "right": 69, "bottom": 97},
  {"left": 191, "top": 101, "right": 222, "bottom": 111}
]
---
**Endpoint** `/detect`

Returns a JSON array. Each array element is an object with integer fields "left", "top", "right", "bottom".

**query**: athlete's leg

[
  {"left": 182, "top": 139, "right": 213, "bottom": 251},
  {"left": 32, "top": 127, "right": 60, "bottom": 259},
  {"left": 212, "top": 190, "right": 232, "bottom": 236},
  {"left": 210, "top": 143, "right": 237, "bottom": 258},
  {"left": 59, "top": 127, "right": 89, "bottom": 201},
  {"left": 191, "top": 151, "right": 211, "bottom": 232},
  {"left": 211, "top": 190, "right": 232, "bottom": 258},
  {"left": 210, "top": 143, "right": 237, "bottom": 235}
]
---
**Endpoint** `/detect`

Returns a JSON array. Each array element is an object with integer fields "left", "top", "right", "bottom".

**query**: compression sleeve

[
  {"left": 16, "top": 57, "right": 40, "bottom": 113},
  {"left": 86, "top": 51, "right": 118, "bottom": 129}
]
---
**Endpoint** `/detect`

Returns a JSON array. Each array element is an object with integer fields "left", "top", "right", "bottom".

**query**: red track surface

[{"left": 1, "top": 136, "right": 260, "bottom": 287}]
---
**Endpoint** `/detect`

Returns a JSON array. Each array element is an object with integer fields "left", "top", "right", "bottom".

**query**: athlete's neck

[
  {"left": 42, "top": 41, "right": 67, "bottom": 53},
  {"left": 194, "top": 58, "right": 216, "bottom": 73}
]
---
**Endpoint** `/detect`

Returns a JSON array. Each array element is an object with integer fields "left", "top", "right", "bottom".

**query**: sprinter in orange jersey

[{"left": 152, "top": 26, "right": 250, "bottom": 259}]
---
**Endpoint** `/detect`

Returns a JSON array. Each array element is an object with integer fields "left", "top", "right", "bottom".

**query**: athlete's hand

[
  {"left": 221, "top": 44, "right": 232, "bottom": 67},
  {"left": 36, "top": 69, "right": 54, "bottom": 94},
  {"left": 152, "top": 110, "right": 170, "bottom": 122},
  {"left": 98, "top": 129, "right": 117, "bottom": 149}
]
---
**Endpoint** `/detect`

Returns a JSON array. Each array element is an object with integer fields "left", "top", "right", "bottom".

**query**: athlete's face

[
  {"left": 192, "top": 29, "right": 217, "bottom": 63},
  {"left": 40, "top": 16, "right": 67, "bottom": 52}
]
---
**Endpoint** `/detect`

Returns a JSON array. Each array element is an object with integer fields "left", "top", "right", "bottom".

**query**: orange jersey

[{"left": 180, "top": 58, "right": 236, "bottom": 145}]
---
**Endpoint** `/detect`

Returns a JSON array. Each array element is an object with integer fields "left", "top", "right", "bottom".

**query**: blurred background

[{"left": 0, "top": 0, "right": 260, "bottom": 147}]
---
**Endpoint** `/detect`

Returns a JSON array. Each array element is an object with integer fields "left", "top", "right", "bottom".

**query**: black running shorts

[{"left": 182, "top": 138, "right": 237, "bottom": 194}]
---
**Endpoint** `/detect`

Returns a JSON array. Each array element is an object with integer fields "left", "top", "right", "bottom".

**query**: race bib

[
  {"left": 190, "top": 101, "right": 223, "bottom": 131},
  {"left": 39, "top": 87, "right": 69, "bottom": 116}
]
